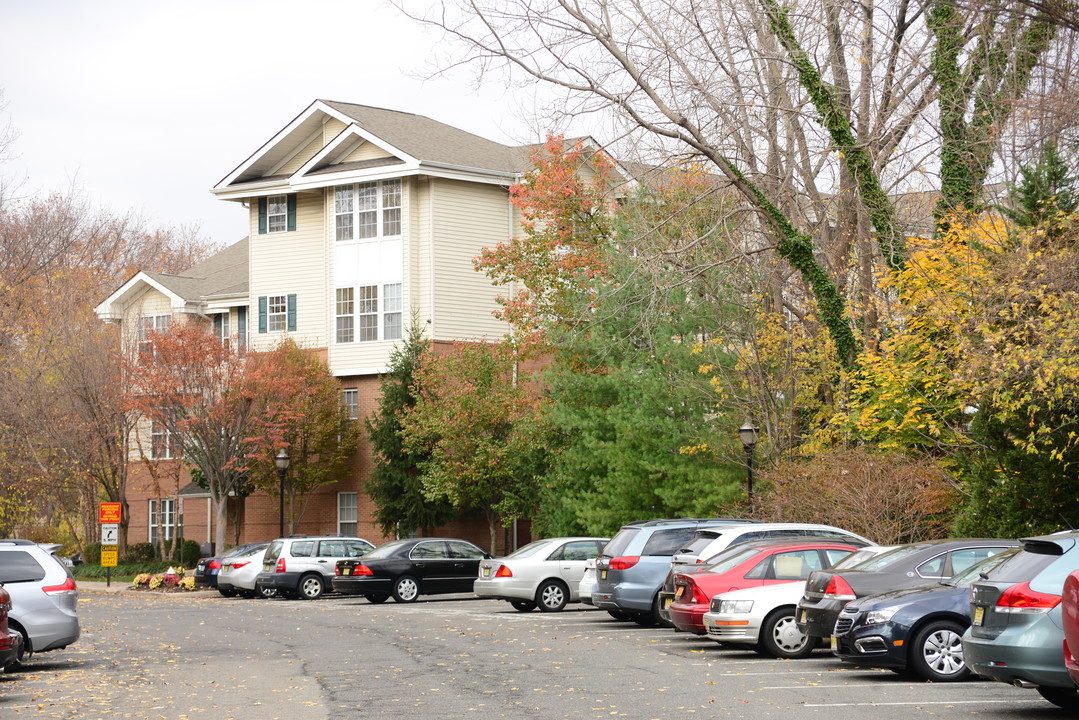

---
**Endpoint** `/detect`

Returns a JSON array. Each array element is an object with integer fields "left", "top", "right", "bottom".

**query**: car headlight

[
  {"left": 717, "top": 599, "right": 754, "bottom": 614},
  {"left": 864, "top": 606, "right": 900, "bottom": 625}
]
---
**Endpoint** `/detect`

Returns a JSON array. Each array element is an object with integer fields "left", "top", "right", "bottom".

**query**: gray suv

[
  {"left": 593, "top": 518, "right": 758, "bottom": 625},
  {"left": 255, "top": 536, "right": 374, "bottom": 600},
  {"left": 0, "top": 539, "right": 80, "bottom": 668}
]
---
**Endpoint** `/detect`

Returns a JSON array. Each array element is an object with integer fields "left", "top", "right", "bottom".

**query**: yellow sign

[{"left": 100, "top": 547, "right": 118, "bottom": 567}]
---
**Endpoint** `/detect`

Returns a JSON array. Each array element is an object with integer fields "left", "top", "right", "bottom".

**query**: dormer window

[{"left": 334, "top": 179, "right": 401, "bottom": 241}]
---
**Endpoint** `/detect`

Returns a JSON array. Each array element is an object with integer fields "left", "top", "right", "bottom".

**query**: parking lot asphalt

[{"left": 2, "top": 589, "right": 1072, "bottom": 720}]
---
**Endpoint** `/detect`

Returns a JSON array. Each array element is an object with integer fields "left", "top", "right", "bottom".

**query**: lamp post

[
  {"left": 738, "top": 420, "right": 758, "bottom": 505},
  {"left": 275, "top": 447, "right": 290, "bottom": 537}
]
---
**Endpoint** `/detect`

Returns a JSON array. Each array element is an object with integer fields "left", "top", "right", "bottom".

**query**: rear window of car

[
  {"left": 643, "top": 527, "right": 709, "bottom": 557},
  {"left": 1029, "top": 553, "right": 1079, "bottom": 595},
  {"left": 264, "top": 540, "right": 283, "bottom": 563},
  {"left": 981, "top": 548, "right": 1058, "bottom": 587},
  {"left": 364, "top": 540, "right": 410, "bottom": 560},
  {"left": 703, "top": 545, "right": 762, "bottom": 574},
  {"left": 0, "top": 551, "right": 47, "bottom": 583},
  {"left": 680, "top": 532, "right": 723, "bottom": 555},
  {"left": 855, "top": 543, "right": 932, "bottom": 571},
  {"left": 507, "top": 540, "right": 551, "bottom": 559},
  {"left": 232, "top": 544, "right": 267, "bottom": 559},
  {"left": 602, "top": 528, "right": 640, "bottom": 558}
]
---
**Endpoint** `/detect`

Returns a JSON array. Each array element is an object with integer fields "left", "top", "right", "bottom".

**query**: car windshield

[
  {"left": 222, "top": 544, "right": 256, "bottom": 558},
  {"left": 506, "top": 540, "right": 552, "bottom": 559},
  {"left": 602, "top": 528, "right": 639, "bottom": 558},
  {"left": 943, "top": 549, "right": 1017, "bottom": 587},
  {"left": 363, "top": 540, "right": 412, "bottom": 560}
]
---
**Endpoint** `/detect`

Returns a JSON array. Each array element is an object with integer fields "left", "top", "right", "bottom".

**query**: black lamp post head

[{"left": 738, "top": 420, "right": 758, "bottom": 449}]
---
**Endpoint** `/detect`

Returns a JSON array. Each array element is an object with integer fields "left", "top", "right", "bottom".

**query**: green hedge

[{"left": 72, "top": 562, "right": 180, "bottom": 579}]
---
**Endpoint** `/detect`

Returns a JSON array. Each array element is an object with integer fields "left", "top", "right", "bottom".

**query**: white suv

[
  {"left": 255, "top": 536, "right": 374, "bottom": 600},
  {"left": 0, "top": 540, "right": 80, "bottom": 668}
]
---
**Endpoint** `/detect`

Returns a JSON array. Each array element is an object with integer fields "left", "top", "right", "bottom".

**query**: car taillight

[
  {"left": 495, "top": 565, "right": 513, "bottom": 578},
  {"left": 209, "top": 560, "right": 222, "bottom": 570},
  {"left": 231, "top": 561, "right": 249, "bottom": 569},
  {"left": 997, "top": 581, "right": 1061, "bottom": 614},
  {"left": 823, "top": 575, "right": 856, "bottom": 600},
  {"left": 275, "top": 558, "right": 286, "bottom": 573},
  {"left": 42, "top": 577, "right": 77, "bottom": 595},
  {"left": 609, "top": 556, "right": 640, "bottom": 571},
  {"left": 351, "top": 565, "right": 374, "bottom": 576}
]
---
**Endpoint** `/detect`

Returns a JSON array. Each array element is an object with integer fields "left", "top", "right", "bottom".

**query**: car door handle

[
  {"left": 415, "top": 562, "right": 426, "bottom": 568},
  {"left": 454, "top": 563, "right": 464, "bottom": 568},
  {"left": 318, "top": 559, "right": 328, "bottom": 563}
]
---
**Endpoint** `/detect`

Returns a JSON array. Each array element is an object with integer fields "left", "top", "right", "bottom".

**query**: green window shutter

[
  {"left": 286, "top": 294, "right": 297, "bottom": 332},
  {"left": 258, "top": 296, "right": 267, "bottom": 333},
  {"left": 286, "top": 195, "right": 297, "bottom": 232},
  {"left": 237, "top": 306, "right": 248, "bottom": 347},
  {"left": 258, "top": 198, "right": 267, "bottom": 234}
]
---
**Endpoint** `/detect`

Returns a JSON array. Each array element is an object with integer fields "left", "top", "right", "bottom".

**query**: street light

[
  {"left": 275, "top": 447, "right": 290, "bottom": 537},
  {"left": 738, "top": 420, "right": 758, "bottom": 504}
]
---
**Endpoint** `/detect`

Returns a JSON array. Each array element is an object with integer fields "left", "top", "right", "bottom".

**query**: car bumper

[
  {"left": 474, "top": 578, "right": 535, "bottom": 602},
  {"left": 592, "top": 582, "right": 654, "bottom": 613},
  {"left": 669, "top": 603, "right": 707, "bottom": 635},
  {"left": 255, "top": 572, "right": 303, "bottom": 592},
  {"left": 331, "top": 576, "right": 392, "bottom": 596},
  {"left": 831, "top": 622, "right": 909, "bottom": 669},
  {"left": 963, "top": 625, "right": 1072, "bottom": 688},
  {"left": 797, "top": 599, "right": 845, "bottom": 638},
  {"left": 0, "top": 629, "right": 23, "bottom": 669},
  {"left": 702, "top": 611, "right": 762, "bottom": 645}
]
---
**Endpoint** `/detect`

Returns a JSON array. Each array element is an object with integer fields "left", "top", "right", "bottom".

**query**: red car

[
  {"left": 0, "top": 584, "right": 22, "bottom": 672},
  {"left": 668, "top": 539, "right": 865, "bottom": 634},
  {"left": 1062, "top": 569, "right": 1079, "bottom": 688}
]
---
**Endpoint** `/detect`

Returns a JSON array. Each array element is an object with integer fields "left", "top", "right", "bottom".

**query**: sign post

[{"left": 99, "top": 503, "right": 121, "bottom": 587}]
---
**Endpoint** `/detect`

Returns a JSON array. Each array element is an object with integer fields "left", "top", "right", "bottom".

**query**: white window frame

[
  {"left": 267, "top": 195, "right": 288, "bottom": 234},
  {"left": 333, "top": 283, "right": 402, "bottom": 344},
  {"left": 341, "top": 389, "right": 359, "bottom": 420},
  {"left": 150, "top": 418, "right": 177, "bottom": 460},
  {"left": 215, "top": 312, "right": 230, "bottom": 346},
  {"left": 138, "top": 314, "right": 170, "bottom": 360},
  {"left": 337, "top": 492, "right": 358, "bottom": 536},
  {"left": 149, "top": 498, "right": 176, "bottom": 543},
  {"left": 333, "top": 179, "right": 402, "bottom": 241},
  {"left": 267, "top": 294, "right": 287, "bottom": 333}
]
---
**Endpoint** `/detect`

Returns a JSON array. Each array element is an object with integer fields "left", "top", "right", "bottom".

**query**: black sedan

[
  {"left": 830, "top": 548, "right": 1017, "bottom": 681},
  {"left": 796, "top": 539, "right": 1018, "bottom": 642},
  {"left": 333, "top": 538, "right": 491, "bottom": 603}
]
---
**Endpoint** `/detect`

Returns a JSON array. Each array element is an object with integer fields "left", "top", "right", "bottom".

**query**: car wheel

[
  {"left": 607, "top": 610, "right": 630, "bottom": 621},
  {"left": 511, "top": 600, "right": 537, "bottom": 612},
  {"left": 298, "top": 574, "right": 325, "bottom": 600},
  {"left": 392, "top": 575, "right": 420, "bottom": 603},
  {"left": 535, "top": 580, "right": 569, "bottom": 612},
  {"left": 365, "top": 593, "right": 390, "bottom": 604},
  {"left": 258, "top": 586, "right": 279, "bottom": 599},
  {"left": 218, "top": 587, "right": 238, "bottom": 598},
  {"left": 1038, "top": 686, "right": 1079, "bottom": 710},
  {"left": 909, "top": 620, "right": 968, "bottom": 682},
  {"left": 758, "top": 607, "right": 815, "bottom": 659}
]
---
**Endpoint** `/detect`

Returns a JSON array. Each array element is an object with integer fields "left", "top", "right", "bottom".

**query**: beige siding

[
  {"left": 323, "top": 118, "right": 347, "bottom": 145},
  {"left": 248, "top": 190, "right": 328, "bottom": 352},
  {"left": 341, "top": 142, "right": 395, "bottom": 163},
  {"left": 277, "top": 135, "right": 324, "bottom": 176},
  {"left": 429, "top": 179, "right": 510, "bottom": 341}
]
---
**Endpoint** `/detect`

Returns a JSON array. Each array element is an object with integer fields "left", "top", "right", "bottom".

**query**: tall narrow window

[
  {"left": 358, "top": 285, "right": 378, "bottom": 341},
  {"left": 267, "top": 295, "right": 287, "bottom": 332},
  {"left": 267, "top": 195, "right": 288, "bottom": 233},
  {"left": 336, "top": 288, "right": 355, "bottom": 343},
  {"left": 341, "top": 389, "right": 359, "bottom": 420},
  {"left": 338, "top": 493, "right": 358, "bottom": 536},
  {"left": 335, "top": 187, "right": 354, "bottom": 241},
  {"left": 382, "top": 179, "right": 401, "bottom": 236},
  {"left": 357, "top": 182, "right": 378, "bottom": 239},
  {"left": 149, "top": 498, "right": 176, "bottom": 543},
  {"left": 151, "top": 419, "right": 177, "bottom": 460},
  {"left": 214, "top": 312, "right": 230, "bottom": 347},
  {"left": 383, "top": 283, "right": 402, "bottom": 340},
  {"left": 138, "top": 314, "right": 170, "bottom": 361}
]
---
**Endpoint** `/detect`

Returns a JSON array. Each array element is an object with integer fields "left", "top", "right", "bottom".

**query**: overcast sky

[{"left": 0, "top": 0, "right": 552, "bottom": 248}]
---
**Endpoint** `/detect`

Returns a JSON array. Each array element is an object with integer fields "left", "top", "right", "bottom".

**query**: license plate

[
  {"left": 600, "top": 570, "right": 607, "bottom": 579},
  {"left": 830, "top": 636, "right": 838, "bottom": 651},
  {"left": 341, "top": 568, "right": 351, "bottom": 576},
  {"left": 973, "top": 606, "right": 984, "bottom": 626},
  {"left": 674, "top": 586, "right": 684, "bottom": 601},
  {"left": 221, "top": 566, "right": 230, "bottom": 574},
  {"left": 801, "top": 610, "right": 807, "bottom": 623},
  {"left": 663, "top": 596, "right": 673, "bottom": 610},
  {"left": 482, "top": 568, "right": 491, "bottom": 578}
]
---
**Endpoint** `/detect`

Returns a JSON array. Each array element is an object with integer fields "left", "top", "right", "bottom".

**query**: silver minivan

[
  {"left": 0, "top": 539, "right": 80, "bottom": 668},
  {"left": 255, "top": 536, "right": 374, "bottom": 600}
]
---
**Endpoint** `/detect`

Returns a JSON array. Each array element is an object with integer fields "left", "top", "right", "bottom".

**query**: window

[
  {"left": 411, "top": 541, "right": 449, "bottom": 559},
  {"left": 149, "top": 498, "right": 176, "bottom": 544},
  {"left": 267, "top": 295, "right": 287, "bottom": 332},
  {"left": 150, "top": 419, "right": 177, "bottom": 460},
  {"left": 333, "top": 283, "right": 403, "bottom": 343},
  {"left": 267, "top": 195, "right": 288, "bottom": 233},
  {"left": 213, "top": 312, "right": 230, "bottom": 346},
  {"left": 341, "top": 390, "right": 359, "bottom": 420},
  {"left": 334, "top": 179, "right": 402, "bottom": 241},
  {"left": 338, "top": 492, "right": 358, "bottom": 536},
  {"left": 138, "top": 314, "right": 170, "bottom": 360}
]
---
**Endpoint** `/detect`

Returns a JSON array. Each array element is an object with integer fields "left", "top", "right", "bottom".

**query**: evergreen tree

[
  {"left": 1001, "top": 140, "right": 1077, "bottom": 239},
  {"left": 365, "top": 321, "right": 453, "bottom": 536}
]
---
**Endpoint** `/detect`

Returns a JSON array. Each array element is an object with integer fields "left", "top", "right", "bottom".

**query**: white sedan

[{"left": 475, "top": 537, "right": 607, "bottom": 612}]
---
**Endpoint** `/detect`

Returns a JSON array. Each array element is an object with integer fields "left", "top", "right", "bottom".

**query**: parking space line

[{"left": 804, "top": 700, "right": 1027, "bottom": 707}]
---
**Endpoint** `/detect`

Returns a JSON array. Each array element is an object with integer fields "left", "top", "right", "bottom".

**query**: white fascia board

[
  {"left": 212, "top": 100, "right": 356, "bottom": 191},
  {"left": 417, "top": 162, "right": 517, "bottom": 186},
  {"left": 210, "top": 179, "right": 293, "bottom": 200},
  {"left": 94, "top": 272, "right": 188, "bottom": 321},
  {"left": 293, "top": 123, "right": 420, "bottom": 179},
  {"left": 289, "top": 164, "right": 422, "bottom": 192},
  {"left": 203, "top": 295, "right": 248, "bottom": 314}
]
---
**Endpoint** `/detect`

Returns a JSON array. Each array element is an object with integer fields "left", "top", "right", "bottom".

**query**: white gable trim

[
  {"left": 293, "top": 123, "right": 419, "bottom": 179},
  {"left": 266, "top": 126, "right": 324, "bottom": 177},
  {"left": 212, "top": 100, "right": 357, "bottom": 191},
  {"left": 94, "top": 272, "right": 192, "bottom": 322}
]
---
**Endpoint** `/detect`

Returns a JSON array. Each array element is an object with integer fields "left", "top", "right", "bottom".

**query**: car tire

[
  {"left": 511, "top": 600, "right": 537, "bottom": 612},
  {"left": 218, "top": 587, "right": 238, "bottom": 598},
  {"left": 758, "top": 607, "right": 815, "bottom": 659},
  {"left": 607, "top": 610, "right": 630, "bottom": 621},
  {"left": 258, "top": 586, "right": 279, "bottom": 599},
  {"left": 1038, "top": 686, "right": 1079, "bottom": 710},
  {"left": 297, "top": 574, "right": 325, "bottom": 600},
  {"left": 392, "top": 575, "right": 420, "bottom": 603},
  {"left": 536, "top": 580, "right": 568, "bottom": 612},
  {"left": 909, "top": 619, "right": 968, "bottom": 682},
  {"left": 365, "top": 593, "right": 390, "bottom": 604}
]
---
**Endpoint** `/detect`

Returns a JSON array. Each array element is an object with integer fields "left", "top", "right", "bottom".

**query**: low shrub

[
  {"left": 123, "top": 542, "right": 156, "bottom": 564},
  {"left": 84, "top": 542, "right": 101, "bottom": 565}
]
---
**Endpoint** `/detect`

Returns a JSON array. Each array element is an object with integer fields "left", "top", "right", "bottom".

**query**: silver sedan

[{"left": 475, "top": 537, "right": 607, "bottom": 612}]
